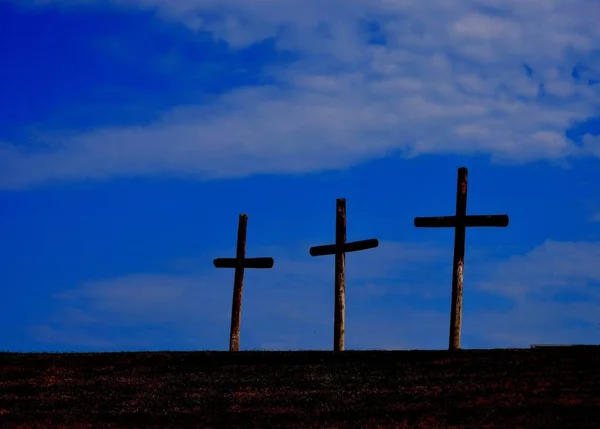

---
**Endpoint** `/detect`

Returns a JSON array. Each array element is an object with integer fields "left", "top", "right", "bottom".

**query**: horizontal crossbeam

[
  {"left": 309, "top": 238, "right": 379, "bottom": 257},
  {"left": 414, "top": 214, "right": 509, "bottom": 228},
  {"left": 213, "top": 257, "right": 274, "bottom": 269}
]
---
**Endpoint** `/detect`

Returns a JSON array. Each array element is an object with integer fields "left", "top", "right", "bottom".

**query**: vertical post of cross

[
  {"left": 310, "top": 198, "right": 379, "bottom": 352},
  {"left": 230, "top": 213, "right": 248, "bottom": 352},
  {"left": 334, "top": 198, "right": 346, "bottom": 352},
  {"left": 214, "top": 213, "right": 274, "bottom": 352},
  {"left": 450, "top": 167, "right": 467, "bottom": 351}
]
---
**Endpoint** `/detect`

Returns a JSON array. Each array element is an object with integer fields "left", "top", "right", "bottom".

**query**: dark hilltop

[{"left": 2, "top": 346, "right": 599, "bottom": 428}]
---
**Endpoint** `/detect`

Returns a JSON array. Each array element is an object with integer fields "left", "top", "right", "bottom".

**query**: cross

[
  {"left": 213, "top": 213, "right": 274, "bottom": 352},
  {"left": 309, "top": 198, "right": 379, "bottom": 352},
  {"left": 414, "top": 167, "right": 509, "bottom": 351}
]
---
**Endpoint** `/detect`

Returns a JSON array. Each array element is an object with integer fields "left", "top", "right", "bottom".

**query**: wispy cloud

[
  {"left": 470, "top": 240, "right": 600, "bottom": 347},
  {"left": 30, "top": 239, "right": 600, "bottom": 351},
  {"left": 2, "top": 0, "right": 599, "bottom": 188},
  {"left": 31, "top": 240, "right": 452, "bottom": 351},
  {"left": 476, "top": 240, "right": 600, "bottom": 299},
  {"left": 28, "top": 325, "right": 119, "bottom": 349}
]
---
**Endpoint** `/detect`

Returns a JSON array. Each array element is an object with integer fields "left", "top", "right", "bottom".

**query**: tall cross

[
  {"left": 414, "top": 167, "right": 509, "bottom": 351},
  {"left": 213, "top": 213, "right": 274, "bottom": 352},
  {"left": 309, "top": 198, "right": 379, "bottom": 352}
]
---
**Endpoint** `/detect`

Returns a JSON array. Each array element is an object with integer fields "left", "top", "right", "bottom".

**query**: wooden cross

[
  {"left": 414, "top": 167, "right": 509, "bottom": 351},
  {"left": 309, "top": 198, "right": 379, "bottom": 352},
  {"left": 213, "top": 213, "right": 274, "bottom": 352}
]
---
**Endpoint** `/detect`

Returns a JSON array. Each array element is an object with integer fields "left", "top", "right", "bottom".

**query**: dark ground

[{"left": 1, "top": 347, "right": 599, "bottom": 428}]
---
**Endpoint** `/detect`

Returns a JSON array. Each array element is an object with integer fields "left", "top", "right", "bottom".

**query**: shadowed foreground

[{"left": 1, "top": 347, "right": 599, "bottom": 428}]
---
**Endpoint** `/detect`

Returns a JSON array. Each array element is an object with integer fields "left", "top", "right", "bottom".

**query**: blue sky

[{"left": 1, "top": 0, "right": 599, "bottom": 352}]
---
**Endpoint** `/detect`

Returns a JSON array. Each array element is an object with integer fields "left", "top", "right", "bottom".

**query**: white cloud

[
  {"left": 2, "top": 0, "right": 600, "bottom": 188},
  {"left": 30, "top": 239, "right": 600, "bottom": 351}
]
